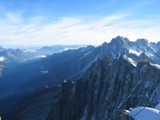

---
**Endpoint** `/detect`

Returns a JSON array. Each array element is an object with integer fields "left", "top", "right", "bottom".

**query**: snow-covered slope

[
  {"left": 127, "top": 104, "right": 160, "bottom": 120},
  {"left": 123, "top": 55, "right": 137, "bottom": 67},
  {"left": 129, "top": 107, "right": 160, "bottom": 120}
]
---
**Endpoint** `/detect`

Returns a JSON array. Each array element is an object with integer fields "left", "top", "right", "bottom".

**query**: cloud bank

[{"left": 0, "top": 11, "right": 160, "bottom": 48}]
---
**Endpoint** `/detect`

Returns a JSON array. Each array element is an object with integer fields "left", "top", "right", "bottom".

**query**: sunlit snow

[
  {"left": 0, "top": 56, "right": 5, "bottom": 62},
  {"left": 129, "top": 106, "right": 160, "bottom": 120},
  {"left": 129, "top": 49, "right": 141, "bottom": 56},
  {"left": 150, "top": 63, "right": 160, "bottom": 69},
  {"left": 36, "top": 55, "right": 46, "bottom": 58},
  {"left": 123, "top": 55, "right": 137, "bottom": 67}
]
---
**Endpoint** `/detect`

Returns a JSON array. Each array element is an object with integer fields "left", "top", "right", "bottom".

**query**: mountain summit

[{"left": 1, "top": 36, "right": 160, "bottom": 120}]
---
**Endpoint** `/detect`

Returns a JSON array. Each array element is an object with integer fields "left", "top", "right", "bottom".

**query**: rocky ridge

[{"left": 2, "top": 36, "right": 160, "bottom": 120}]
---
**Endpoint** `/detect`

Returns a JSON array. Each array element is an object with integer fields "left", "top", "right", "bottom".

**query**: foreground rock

[{"left": 121, "top": 103, "right": 160, "bottom": 120}]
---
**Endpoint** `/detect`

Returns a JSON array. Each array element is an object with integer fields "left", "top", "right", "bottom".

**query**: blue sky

[{"left": 0, "top": 0, "right": 160, "bottom": 48}]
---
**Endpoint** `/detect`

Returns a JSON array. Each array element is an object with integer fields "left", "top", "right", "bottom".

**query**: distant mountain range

[
  {"left": 1, "top": 36, "right": 160, "bottom": 120},
  {"left": 0, "top": 45, "right": 86, "bottom": 63},
  {"left": 36, "top": 45, "right": 86, "bottom": 55}
]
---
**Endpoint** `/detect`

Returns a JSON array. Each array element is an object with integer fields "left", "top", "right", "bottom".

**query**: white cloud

[
  {"left": 6, "top": 12, "right": 23, "bottom": 24},
  {"left": 0, "top": 12, "right": 160, "bottom": 48}
]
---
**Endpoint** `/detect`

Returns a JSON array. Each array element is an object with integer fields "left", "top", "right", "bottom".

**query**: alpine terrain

[{"left": 0, "top": 36, "right": 160, "bottom": 120}]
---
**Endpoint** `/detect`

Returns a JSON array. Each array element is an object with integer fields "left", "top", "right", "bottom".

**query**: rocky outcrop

[
  {"left": 120, "top": 109, "right": 133, "bottom": 120},
  {"left": 45, "top": 56, "right": 160, "bottom": 120}
]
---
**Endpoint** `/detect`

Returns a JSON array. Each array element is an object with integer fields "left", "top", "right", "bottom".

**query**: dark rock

[{"left": 45, "top": 57, "right": 160, "bottom": 120}]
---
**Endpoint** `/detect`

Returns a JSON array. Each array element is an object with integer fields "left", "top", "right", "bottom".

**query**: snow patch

[
  {"left": 123, "top": 55, "right": 137, "bottom": 67},
  {"left": 36, "top": 55, "right": 46, "bottom": 58},
  {"left": 44, "top": 85, "right": 49, "bottom": 88},
  {"left": 64, "top": 80, "right": 67, "bottom": 83},
  {"left": 150, "top": 46, "right": 157, "bottom": 52},
  {"left": 145, "top": 52, "right": 154, "bottom": 57},
  {"left": 145, "top": 81, "right": 151, "bottom": 88},
  {"left": 129, "top": 49, "right": 141, "bottom": 56},
  {"left": 150, "top": 63, "right": 160, "bottom": 69},
  {"left": 129, "top": 107, "right": 160, "bottom": 120},
  {"left": 64, "top": 48, "right": 71, "bottom": 51},
  {"left": 41, "top": 70, "right": 49, "bottom": 74},
  {"left": 23, "top": 49, "right": 36, "bottom": 53},
  {"left": 82, "top": 51, "right": 91, "bottom": 57},
  {"left": 0, "top": 56, "right": 5, "bottom": 62}
]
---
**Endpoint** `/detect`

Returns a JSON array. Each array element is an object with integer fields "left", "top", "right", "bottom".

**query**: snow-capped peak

[{"left": 110, "top": 36, "right": 128, "bottom": 47}]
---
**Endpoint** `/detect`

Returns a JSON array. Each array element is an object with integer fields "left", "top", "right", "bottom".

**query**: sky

[{"left": 0, "top": 0, "right": 160, "bottom": 48}]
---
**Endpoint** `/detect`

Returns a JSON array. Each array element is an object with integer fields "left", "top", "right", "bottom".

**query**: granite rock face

[{"left": 45, "top": 57, "right": 160, "bottom": 120}]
